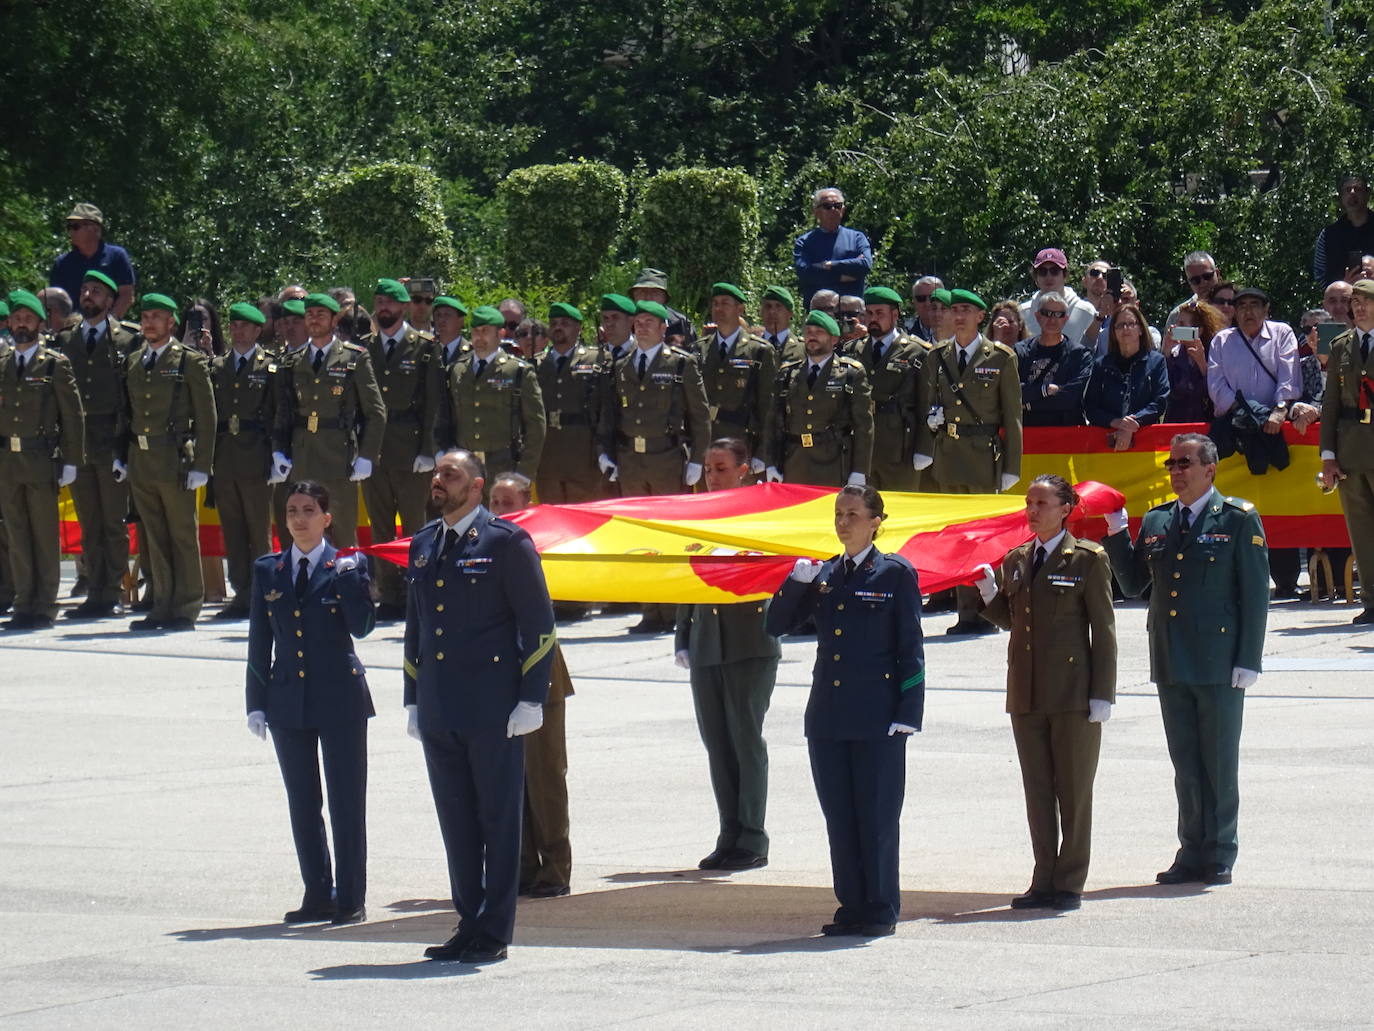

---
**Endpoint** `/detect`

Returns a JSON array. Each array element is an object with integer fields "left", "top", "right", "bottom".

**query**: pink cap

[{"left": 1033, "top": 247, "right": 1068, "bottom": 269}]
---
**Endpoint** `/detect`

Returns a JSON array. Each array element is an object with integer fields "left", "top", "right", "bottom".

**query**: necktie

[
  {"left": 958, "top": 349, "right": 968, "bottom": 374},
  {"left": 475, "top": 358, "right": 487, "bottom": 379},
  {"left": 720, "top": 341, "right": 729, "bottom": 362},
  {"left": 1179, "top": 504, "right": 1192, "bottom": 535},
  {"left": 441, "top": 526, "right": 458, "bottom": 559},
  {"left": 145, "top": 350, "right": 156, "bottom": 371},
  {"left": 768, "top": 334, "right": 778, "bottom": 348},
  {"left": 236, "top": 355, "right": 246, "bottom": 376},
  {"left": 556, "top": 353, "right": 567, "bottom": 376},
  {"left": 1031, "top": 545, "right": 1046, "bottom": 579},
  {"left": 638, "top": 352, "right": 648, "bottom": 381},
  {"left": 843, "top": 556, "right": 856, "bottom": 581},
  {"left": 311, "top": 348, "right": 323, "bottom": 374},
  {"left": 15, "top": 354, "right": 24, "bottom": 379},
  {"left": 1363, "top": 332, "right": 1371, "bottom": 364},
  {"left": 807, "top": 363, "right": 819, "bottom": 391},
  {"left": 386, "top": 340, "right": 395, "bottom": 364},
  {"left": 294, "top": 556, "right": 310, "bottom": 599},
  {"left": 873, "top": 339, "right": 884, "bottom": 364},
  {"left": 86, "top": 328, "right": 98, "bottom": 355}
]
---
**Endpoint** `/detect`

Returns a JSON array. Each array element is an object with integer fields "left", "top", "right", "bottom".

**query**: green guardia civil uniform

[
  {"left": 1319, "top": 324, "right": 1374, "bottom": 611},
  {"left": 440, "top": 346, "right": 546, "bottom": 478},
  {"left": 695, "top": 325, "right": 778, "bottom": 461},
  {"left": 767, "top": 353, "right": 874, "bottom": 486},
  {"left": 1103, "top": 487, "right": 1269, "bottom": 871},
  {"left": 845, "top": 330, "right": 927, "bottom": 491},
  {"left": 0, "top": 340, "right": 85, "bottom": 620},
  {"left": 536, "top": 342, "right": 609, "bottom": 503}
]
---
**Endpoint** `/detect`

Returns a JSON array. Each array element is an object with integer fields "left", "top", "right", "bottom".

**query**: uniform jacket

[
  {"left": 914, "top": 334, "right": 1023, "bottom": 489},
  {"left": 674, "top": 600, "right": 780, "bottom": 666},
  {"left": 0, "top": 342, "right": 85, "bottom": 483},
  {"left": 981, "top": 532, "right": 1117, "bottom": 714},
  {"left": 844, "top": 333, "right": 925, "bottom": 464},
  {"left": 695, "top": 328, "right": 778, "bottom": 451},
  {"left": 1015, "top": 336, "right": 1092, "bottom": 426},
  {"left": 767, "top": 353, "right": 874, "bottom": 477},
  {"left": 275, "top": 338, "right": 386, "bottom": 478},
  {"left": 600, "top": 345, "right": 712, "bottom": 465},
  {"left": 245, "top": 544, "right": 376, "bottom": 728},
  {"left": 439, "top": 347, "right": 546, "bottom": 477},
  {"left": 365, "top": 327, "right": 443, "bottom": 465},
  {"left": 766, "top": 548, "right": 924, "bottom": 739},
  {"left": 1103, "top": 487, "right": 1268, "bottom": 685},
  {"left": 1319, "top": 326, "right": 1374, "bottom": 473},
  {"left": 211, "top": 347, "right": 277, "bottom": 480},
  {"left": 403, "top": 507, "right": 557, "bottom": 734},
  {"left": 536, "top": 342, "right": 606, "bottom": 470},
  {"left": 120, "top": 340, "right": 216, "bottom": 481},
  {"left": 1083, "top": 348, "right": 1170, "bottom": 429},
  {"left": 55, "top": 320, "right": 138, "bottom": 449}
]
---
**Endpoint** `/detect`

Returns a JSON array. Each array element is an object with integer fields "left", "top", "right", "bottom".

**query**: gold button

[
  {"left": 382, "top": 385, "right": 389, "bottom": 392},
  {"left": 1170, "top": 590, "right": 1178, "bottom": 597},
  {"left": 1220, "top": 627, "right": 1227, "bottom": 633},
  {"left": 1025, "top": 644, "right": 1031, "bottom": 651},
  {"left": 1024, "top": 607, "right": 1030, "bottom": 614},
  {"left": 493, "top": 655, "right": 501, "bottom": 662},
  {"left": 296, "top": 650, "right": 304, "bottom": 658},
  {"left": 833, "top": 679, "right": 841, "bottom": 686},
  {"left": 436, "top": 604, "right": 444, "bottom": 612},
  {"left": 806, "top": 408, "right": 813, "bottom": 415},
  {"left": 756, "top": 606, "right": 763, "bottom": 613},
  {"left": 711, "top": 607, "right": 718, "bottom": 615},
  {"left": 351, "top": 668, "right": 358, "bottom": 675},
  {"left": 267, "top": 609, "right": 272, "bottom": 617},
  {"left": 294, "top": 609, "right": 301, "bottom": 617},
  {"left": 436, "top": 651, "right": 445, "bottom": 661},
  {"left": 435, "top": 628, "right": 444, "bottom": 637},
  {"left": 834, "top": 629, "right": 842, "bottom": 636},
  {"left": 837, "top": 603, "right": 844, "bottom": 611},
  {"left": 296, "top": 630, "right": 303, "bottom": 637},
  {"left": 1067, "top": 656, "right": 1075, "bottom": 663},
  {"left": 1169, "top": 609, "right": 1177, "bottom": 617},
  {"left": 298, "top": 670, "right": 305, "bottom": 678},
  {"left": 1176, "top": 553, "right": 1184, "bottom": 560},
  {"left": 436, "top": 579, "right": 444, "bottom": 587},
  {"left": 884, "top": 673, "right": 891, "bottom": 679},
  {"left": 833, "top": 653, "right": 841, "bottom": 661},
  {"left": 1173, "top": 572, "right": 1181, "bottom": 580}
]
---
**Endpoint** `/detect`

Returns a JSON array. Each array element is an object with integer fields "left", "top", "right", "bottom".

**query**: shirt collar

[
  {"left": 774, "top": 328, "right": 790, "bottom": 343},
  {"left": 634, "top": 341, "right": 665, "bottom": 365},
  {"left": 717, "top": 327, "right": 741, "bottom": 351},
  {"left": 80, "top": 317, "right": 110, "bottom": 338},
  {"left": 146, "top": 340, "right": 172, "bottom": 360},
  {"left": 233, "top": 344, "right": 258, "bottom": 364},
  {"left": 1178, "top": 491, "right": 1211, "bottom": 524},
  {"left": 808, "top": 354, "right": 833, "bottom": 373},
  {"left": 843, "top": 543, "right": 874, "bottom": 567},
  {"left": 310, "top": 339, "right": 334, "bottom": 361},
  {"left": 290, "top": 539, "right": 328, "bottom": 577},
  {"left": 441, "top": 505, "right": 483, "bottom": 538},
  {"left": 13, "top": 341, "right": 40, "bottom": 363},
  {"left": 877, "top": 329, "right": 897, "bottom": 347},
  {"left": 443, "top": 335, "right": 464, "bottom": 356},
  {"left": 957, "top": 338, "right": 982, "bottom": 362},
  {"left": 1035, "top": 528, "right": 1067, "bottom": 557},
  {"left": 382, "top": 322, "right": 411, "bottom": 347},
  {"left": 472, "top": 349, "right": 497, "bottom": 371}
]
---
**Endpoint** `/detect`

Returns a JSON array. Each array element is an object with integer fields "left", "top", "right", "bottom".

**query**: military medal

[
  {"left": 331, "top": 385, "right": 344, "bottom": 396},
  {"left": 228, "top": 414, "right": 240, "bottom": 435},
  {"left": 800, "top": 433, "right": 814, "bottom": 448},
  {"left": 307, "top": 412, "right": 319, "bottom": 433}
]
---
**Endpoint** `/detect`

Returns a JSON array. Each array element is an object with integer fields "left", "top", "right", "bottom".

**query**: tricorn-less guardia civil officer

[{"left": 1102, "top": 432, "right": 1268, "bottom": 887}]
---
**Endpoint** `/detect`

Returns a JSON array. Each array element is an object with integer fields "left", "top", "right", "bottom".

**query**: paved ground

[{"left": 1, "top": 572, "right": 1371, "bottom": 1029}]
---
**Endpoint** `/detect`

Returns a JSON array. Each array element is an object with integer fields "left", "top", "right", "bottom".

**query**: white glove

[
  {"left": 887, "top": 722, "right": 917, "bottom": 736},
  {"left": 185, "top": 470, "right": 209, "bottom": 491},
  {"left": 684, "top": 462, "right": 703, "bottom": 486},
  {"left": 999, "top": 473, "right": 1019, "bottom": 492},
  {"left": 111, "top": 458, "right": 128, "bottom": 483},
  {"left": 790, "top": 557, "right": 823, "bottom": 583},
  {"left": 1231, "top": 667, "right": 1258, "bottom": 690},
  {"left": 750, "top": 457, "right": 766, "bottom": 475},
  {"left": 598, "top": 453, "right": 619, "bottom": 482},
  {"left": 405, "top": 703, "right": 420, "bottom": 740},
  {"left": 1105, "top": 507, "right": 1130, "bottom": 535},
  {"left": 412, "top": 454, "right": 436, "bottom": 473},
  {"left": 765, "top": 465, "right": 784, "bottom": 483},
  {"left": 974, "top": 562, "right": 998, "bottom": 604},
  {"left": 912, "top": 453, "right": 933, "bottom": 471},
  {"left": 674, "top": 650, "right": 690, "bottom": 669},
  {"left": 846, "top": 472, "right": 866, "bottom": 487},
  {"left": 507, "top": 700, "right": 544, "bottom": 737},
  {"left": 1087, "top": 699, "right": 1112, "bottom": 723},
  {"left": 349, "top": 456, "right": 373, "bottom": 482},
  {"left": 246, "top": 711, "right": 267, "bottom": 740},
  {"left": 334, "top": 554, "right": 358, "bottom": 572},
  {"left": 58, "top": 464, "right": 77, "bottom": 487},
  {"left": 269, "top": 451, "right": 292, "bottom": 485},
  {"left": 926, "top": 406, "right": 945, "bottom": 431}
]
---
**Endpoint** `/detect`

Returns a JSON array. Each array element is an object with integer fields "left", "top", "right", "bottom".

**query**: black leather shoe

[
  {"left": 65, "top": 602, "right": 117, "bottom": 620},
  {"left": 331, "top": 906, "right": 366, "bottom": 925},
  {"left": 160, "top": 617, "right": 196, "bottom": 632},
  {"left": 1051, "top": 891, "right": 1081, "bottom": 911},
  {"left": 212, "top": 606, "right": 248, "bottom": 621},
  {"left": 529, "top": 882, "right": 570, "bottom": 898},
  {"left": 425, "top": 927, "right": 475, "bottom": 960},
  {"left": 131, "top": 597, "right": 154, "bottom": 612},
  {"left": 821, "top": 921, "right": 864, "bottom": 936},
  {"left": 27, "top": 615, "right": 53, "bottom": 630},
  {"left": 1203, "top": 864, "right": 1233, "bottom": 885},
  {"left": 1352, "top": 608, "right": 1374, "bottom": 625},
  {"left": 3, "top": 614, "right": 34, "bottom": 630},
  {"left": 718, "top": 848, "right": 769, "bottom": 871},
  {"left": 1156, "top": 862, "right": 1204, "bottom": 885},
  {"left": 284, "top": 902, "right": 337, "bottom": 923},
  {"left": 858, "top": 922, "right": 897, "bottom": 936},
  {"left": 129, "top": 616, "right": 164, "bottom": 632},
  {"left": 698, "top": 848, "right": 730, "bottom": 870},
  {"left": 458, "top": 933, "right": 508, "bottom": 963},
  {"left": 1010, "top": 889, "right": 1055, "bottom": 910},
  {"left": 945, "top": 619, "right": 997, "bottom": 636},
  {"left": 374, "top": 602, "right": 406, "bottom": 623},
  {"left": 626, "top": 618, "right": 671, "bottom": 635}
]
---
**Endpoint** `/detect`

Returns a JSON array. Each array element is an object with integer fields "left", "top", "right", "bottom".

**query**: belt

[
  {"left": 131, "top": 432, "right": 181, "bottom": 450},
  {"left": 217, "top": 417, "right": 266, "bottom": 435},
  {"left": 548, "top": 411, "right": 589, "bottom": 429},
  {"left": 712, "top": 408, "right": 749, "bottom": 427},
  {"left": 616, "top": 432, "right": 680, "bottom": 455},
  {"left": 1340, "top": 406, "right": 1373, "bottom": 424},
  {"left": 944, "top": 422, "right": 999, "bottom": 438},
  {"left": 786, "top": 429, "right": 840, "bottom": 448},
  {"left": 3, "top": 435, "right": 49, "bottom": 453}
]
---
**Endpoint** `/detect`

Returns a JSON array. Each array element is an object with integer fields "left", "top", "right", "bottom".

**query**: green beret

[
  {"left": 470, "top": 305, "right": 504, "bottom": 327},
  {"left": 140, "top": 292, "right": 179, "bottom": 315},
  {"left": 804, "top": 309, "right": 840, "bottom": 337},
  {"left": 600, "top": 293, "right": 636, "bottom": 315},
  {"left": 761, "top": 285, "right": 795, "bottom": 312},
  {"left": 228, "top": 301, "right": 266, "bottom": 326},
  {"left": 374, "top": 278, "right": 410, "bottom": 303},
  {"left": 0, "top": 301, "right": 9, "bottom": 319},
  {"left": 432, "top": 296, "right": 469, "bottom": 316},
  {"left": 281, "top": 299, "right": 306, "bottom": 317},
  {"left": 949, "top": 288, "right": 986, "bottom": 310},
  {"left": 83, "top": 270, "right": 118, "bottom": 293},
  {"left": 863, "top": 286, "right": 903, "bottom": 307},
  {"left": 548, "top": 302, "right": 584, "bottom": 323},
  {"left": 711, "top": 282, "right": 746, "bottom": 303},
  {"left": 304, "top": 292, "right": 340, "bottom": 313},
  {"left": 930, "top": 288, "right": 953, "bottom": 306},
  {"left": 634, "top": 300, "right": 670, "bottom": 322}
]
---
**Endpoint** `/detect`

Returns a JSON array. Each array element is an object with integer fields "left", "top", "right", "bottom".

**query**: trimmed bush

[{"left": 499, "top": 161, "right": 627, "bottom": 291}]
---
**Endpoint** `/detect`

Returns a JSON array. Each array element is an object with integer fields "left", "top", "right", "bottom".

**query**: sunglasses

[
  {"left": 1163, "top": 457, "right": 1202, "bottom": 470},
  {"left": 1037, "top": 309, "right": 1068, "bottom": 319},
  {"left": 1211, "top": 296, "right": 1236, "bottom": 306},
  {"left": 411, "top": 296, "right": 435, "bottom": 305},
  {"left": 817, "top": 202, "right": 844, "bottom": 211},
  {"left": 1034, "top": 266, "right": 1064, "bottom": 276},
  {"left": 1188, "top": 270, "right": 1216, "bottom": 286},
  {"left": 1086, "top": 268, "right": 1106, "bottom": 278}
]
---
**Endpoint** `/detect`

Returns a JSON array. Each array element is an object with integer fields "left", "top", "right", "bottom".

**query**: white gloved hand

[
  {"left": 674, "top": 650, "right": 690, "bottom": 669},
  {"left": 1231, "top": 667, "right": 1258, "bottom": 690},
  {"left": 333, "top": 553, "right": 359, "bottom": 572},
  {"left": 765, "top": 466, "right": 784, "bottom": 483},
  {"left": 111, "top": 459, "right": 128, "bottom": 483},
  {"left": 185, "top": 470, "right": 209, "bottom": 491},
  {"left": 974, "top": 562, "right": 998, "bottom": 604},
  {"left": 597, "top": 454, "right": 619, "bottom": 482},
  {"left": 750, "top": 457, "right": 766, "bottom": 475},
  {"left": 846, "top": 472, "right": 866, "bottom": 487},
  {"left": 1087, "top": 699, "right": 1112, "bottom": 723},
  {"left": 684, "top": 462, "right": 703, "bottom": 487},
  {"left": 912, "top": 453, "right": 934, "bottom": 471},
  {"left": 507, "top": 700, "right": 544, "bottom": 737},
  {"left": 999, "top": 472, "right": 1019, "bottom": 492},
  {"left": 58, "top": 464, "right": 77, "bottom": 487},
  {"left": 405, "top": 703, "right": 420, "bottom": 741},
  {"left": 1105, "top": 506, "right": 1130, "bottom": 536},
  {"left": 926, "top": 406, "right": 945, "bottom": 431},
  {"left": 790, "top": 557, "right": 823, "bottom": 583},
  {"left": 349, "top": 456, "right": 373, "bottom": 482},
  {"left": 247, "top": 711, "right": 267, "bottom": 740},
  {"left": 269, "top": 451, "right": 292, "bottom": 485},
  {"left": 887, "top": 722, "right": 917, "bottom": 736},
  {"left": 412, "top": 454, "right": 436, "bottom": 474}
]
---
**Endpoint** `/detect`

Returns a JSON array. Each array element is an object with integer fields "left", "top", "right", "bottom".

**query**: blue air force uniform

[
  {"left": 404, "top": 506, "right": 556, "bottom": 945},
  {"left": 246, "top": 543, "right": 376, "bottom": 914},
  {"left": 767, "top": 546, "right": 925, "bottom": 927}
]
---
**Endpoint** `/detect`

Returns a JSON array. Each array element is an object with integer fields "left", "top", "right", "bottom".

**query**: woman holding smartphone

[{"left": 1164, "top": 300, "right": 1226, "bottom": 422}]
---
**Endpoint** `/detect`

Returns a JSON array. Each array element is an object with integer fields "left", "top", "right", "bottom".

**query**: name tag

[
  {"left": 728, "top": 358, "right": 754, "bottom": 370},
  {"left": 1196, "top": 533, "right": 1231, "bottom": 544},
  {"left": 1048, "top": 575, "right": 1082, "bottom": 589},
  {"left": 854, "top": 590, "right": 892, "bottom": 603},
  {"left": 650, "top": 372, "right": 675, "bottom": 385},
  {"left": 825, "top": 380, "right": 845, "bottom": 392}
]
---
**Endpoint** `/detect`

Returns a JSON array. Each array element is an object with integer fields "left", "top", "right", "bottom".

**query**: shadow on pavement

[{"left": 308, "top": 960, "right": 482, "bottom": 981}]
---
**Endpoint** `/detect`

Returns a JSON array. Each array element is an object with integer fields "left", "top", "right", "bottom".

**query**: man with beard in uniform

[
  {"left": 536, "top": 302, "right": 606, "bottom": 504},
  {"left": 432, "top": 297, "right": 469, "bottom": 371},
  {"left": 696, "top": 283, "right": 776, "bottom": 478},
  {"left": 760, "top": 286, "right": 803, "bottom": 364},
  {"left": 846, "top": 286, "right": 925, "bottom": 492}
]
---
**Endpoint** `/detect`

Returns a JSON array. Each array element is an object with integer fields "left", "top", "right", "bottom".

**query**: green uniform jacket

[
  {"left": 845, "top": 332, "right": 926, "bottom": 468},
  {"left": 766, "top": 353, "right": 874, "bottom": 480},
  {"left": 55, "top": 320, "right": 138, "bottom": 458},
  {"left": 600, "top": 345, "right": 712, "bottom": 465},
  {"left": 365, "top": 327, "right": 443, "bottom": 465},
  {"left": 695, "top": 329, "right": 778, "bottom": 453},
  {"left": 0, "top": 342, "right": 85, "bottom": 483},
  {"left": 674, "top": 600, "right": 781, "bottom": 665},
  {"left": 274, "top": 338, "right": 386, "bottom": 479},
  {"left": 1103, "top": 487, "right": 1269, "bottom": 685},
  {"left": 914, "top": 335, "right": 1023, "bottom": 491},
  {"left": 121, "top": 341, "right": 216, "bottom": 481},
  {"left": 441, "top": 346, "right": 546, "bottom": 477},
  {"left": 1319, "top": 326, "right": 1374, "bottom": 472},
  {"left": 982, "top": 532, "right": 1117, "bottom": 714},
  {"left": 536, "top": 342, "right": 606, "bottom": 474},
  {"left": 211, "top": 347, "right": 277, "bottom": 480}
]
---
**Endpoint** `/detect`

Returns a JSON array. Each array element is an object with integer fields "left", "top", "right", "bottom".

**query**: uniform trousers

[
  {"left": 520, "top": 699, "right": 572, "bottom": 889},
  {"left": 271, "top": 720, "right": 368, "bottom": 911},
  {"left": 691, "top": 656, "right": 777, "bottom": 855},
  {"left": 1158, "top": 681, "right": 1244, "bottom": 868},
  {"left": 213, "top": 474, "right": 272, "bottom": 609},
  {"left": 361, "top": 466, "right": 430, "bottom": 608},
  {"left": 931, "top": 481, "right": 993, "bottom": 624},
  {"left": 808, "top": 734, "right": 908, "bottom": 925},
  {"left": 1011, "top": 711, "right": 1101, "bottom": 893},
  {"left": 422, "top": 727, "right": 525, "bottom": 944},
  {"left": 128, "top": 479, "right": 203, "bottom": 622},
  {"left": 0, "top": 478, "right": 60, "bottom": 618},
  {"left": 69, "top": 457, "right": 130, "bottom": 605},
  {"left": 1338, "top": 470, "right": 1374, "bottom": 607}
]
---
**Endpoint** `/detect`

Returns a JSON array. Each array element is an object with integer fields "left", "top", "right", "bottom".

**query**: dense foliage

[{"left": 499, "top": 161, "right": 627, "bottom": 291}]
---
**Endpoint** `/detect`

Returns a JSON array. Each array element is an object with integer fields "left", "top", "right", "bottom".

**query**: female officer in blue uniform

[
  {"left": 767, "top": 484, "right": 925, "bottom": 937},
  {"left": 245, "top": 481, "right": 376, "bottom": 925}
]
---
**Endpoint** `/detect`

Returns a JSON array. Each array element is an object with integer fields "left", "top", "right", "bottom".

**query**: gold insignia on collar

[
  {"left": 414, "top": 554, "right": 429, "bottom": 568},
  {"left": 264, "top": 589, "right": 283, "bottom": 602},
  {"left": 467, "top": 526, "right": 479, "bottom": 539}
]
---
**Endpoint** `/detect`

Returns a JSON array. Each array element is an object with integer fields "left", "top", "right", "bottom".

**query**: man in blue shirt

[
  {"left": 48, "top": 204, "right": 136, "bottom": 319},
  {"left": 793, "top": 188, "right": 872, "bottom": 309}
]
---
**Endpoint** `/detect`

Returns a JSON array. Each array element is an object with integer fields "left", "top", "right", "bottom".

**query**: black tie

[
  {"left": 873, "top": 338, "right": 884, "bottom": 364},
  {"left": 638, "top": 352, "right": 648, "bottom": 380},
  {"left": 807, "top": 363, "right": 819, "bottom": 391},
  {"left": 386, "top": 340, "right": 396, "bottom": 364},
  {"left": 1031, "top": 545, "right": 1046, "bottom": 579},
  {"left": 144, "top": 350, "right": 156, "bottom": 371},
  {"left": 1179, "top": 504, "right": 1192, "bottom": 535},
  {"left": 556, "top": 353, "right": 567, "bottom": 376},
  {"left": 958, "top": 350, "right": 968, "bottom": 374},
  {"left": 294, "top": 556, "right": 310, "bottom": 600},
  {"left": 441, "top": 526, "right": 458, "bottom": 559},
  {"left": 236, "top": 355, "right": 247, "bottom": 376},
  {"left": 843, "top": 556, "right": 856, "bottom": 580},
  {"left": 1363, "top": 332, "right": 1371, "bottom": 364},
  {"left": 311, "top": 349, "right": 323, "bottom": 374},
  {"left": 86, "top": 328, "right": 98, "bottom": 355},
  {"left": 768, "top": 334, "right": 778, "bottom": 348},
  {"left": 14, "top": 354, "right": 24, "bottom": 379},
  {"left": 720, "top": 341, "right": 729, "bottom": 362},
  {"left": 475, "top": 358, "right": 487, "bottom": 378}
]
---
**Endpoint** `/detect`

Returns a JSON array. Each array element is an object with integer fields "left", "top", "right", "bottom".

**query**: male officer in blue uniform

[
  {"left": 404, "top": 449, "right": 556, "bottom": 963},
  {"left": 1103, "top": 432, "right": 1268, "bottom": 886}
]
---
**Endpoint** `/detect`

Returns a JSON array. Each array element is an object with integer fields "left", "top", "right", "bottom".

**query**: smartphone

[
  {"left": 1171, "top": 325, "right": 1199, "bottom": 342},
  {"left": 1347, "top": 250, "right": 1363, "bottom": 273},
  {"left": 1105, "top": 268, "right": 1123, "bottom": 301},
  {"left": 187, "top": 311, "right": 204, "bottom": 335},
  {"left": 1316, "top": 322, "right": 1344, "bottom": 356}
]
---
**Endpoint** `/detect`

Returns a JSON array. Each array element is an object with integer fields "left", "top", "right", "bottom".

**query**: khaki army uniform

[
  {"left": 273, "top": 338, "right": 386, "bottom": 548},
  {"left": 121, "top": 341, "right": 216, "bottom": 623},
  {"left": 210, "top": 346, "right": 277, "bottom": 612},
  {"left": 846, "top": 331, "right": 927, "bottom": 491},
  {"left": 440, "top": 347, "right": 546, "bottom": 479},
  {"left": 767, "top": 354, "right": 873, "bottom": 486},
  {"left": 55, "top": 319, "right": 138, "bottom": 606},
  {"left": 0, "top": 342, "right": 85, "bottom": 620},
  {"left": 536, "top": 343, "right": 607, "bottom": 503},
  {"left": 764, "top": 330, "right": 806, "bottom": 366},
  {"left": 1319, "top": 326, "right": 1374, "bottom": 610},
  {"left": 695, "top": 328, "right": 778, "bottom": 459},
  {"left": 269, "top": 346, "right": 308, "bottom": 540},
  {"left": 363, "top": 327, "right": 442, "bottom": 608},
  {"left": 521, "top": 642, "right": 575, "bottom": 892},
  {"left": 600, "top": 345, "right": 712, "bottom": 495}
]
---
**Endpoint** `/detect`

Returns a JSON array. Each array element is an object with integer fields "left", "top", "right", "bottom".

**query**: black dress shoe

[
  {"left": 1051, "top": 891, "right": 1081, "bottom": 911},
  {"left": 27, "top": 614, "right": 53, "bottom": 630},
  {"left": 331, "top": 906, "right": 366, "bottom": 925},
  {"left": 859, "top": 922, "right": 897, "bottom": 936},
  {"left": 529, "top": 882, "right": 570, "bottom": 898},
  {"left": 3, "top": 614, "right": 33, "bottom": 630},
  {"left": 69, "top": 575, "right": 89, "bottom": 598},
  {"left": 1352, "top": 608, "right": 1374, "bottom": 625},
  {"left": 626, "top": 618, "right": 671, "bottom": 635},
  {"left": 284, "top": 902, "right": 337, "bottom": 923},
  {"left": 821, "top": 921, "right": 864, "bottom": 936},
  {"left": 945, "top": 619, "right": 998, "bottom": 636},
  {"left": 1010, "top": 889, "right": 1055, "bottom": 910},
  {"left": 459, "top": 933, "right": 508, "bottom": 963},
  {"left": 131, "top": 597, "right": 155, "bottom": 612},
  {"left": 425, "top": 927, "right": 475, "bottom": 960},
  {"left": 698, "top": 848, "right": 730, "bottom": 870},
  {"left": 212, "top": 606, "right": 248, "bottom": 621},
  {"left": 160, "top": 617, "right": 196, "bottom": 632},
  {"left": 129, "top": 616, "right": 164, "bottom": 632},
  {"left": 1156, "top": 862, "right": 1204, "bottom": 885},
  {"left": 65, "top": 602, "right": 117, "bottom": 620},
  {"left": 718, "top": 848, "right": 769, "bottom": 871},
  {"left": 374, "top": 602, "right": 406, "bottom": 623},
  {"left": 1203, "top": 864, "right": 1233, "bottom": 885}
]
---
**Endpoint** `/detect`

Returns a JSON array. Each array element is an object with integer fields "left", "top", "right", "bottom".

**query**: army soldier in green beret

[
  {"left": 536, "top": 302, "right": 607, "bottom": 504},
  {"left": 760, "top": 285, "right": 804, "bottom": 364},
  {"left": 914, "top": 289, "right": 1024, "bottom": 635},
  {"left": 765, "top": 310, "right": 873, "bottom": 487},
  {"left": 431, "top": 296, "right": 470, "bottom": 370},
  {"left": 849, "top": 286, "right": 927, "bottom": 492},
  {"left": 696, "top": 283, "right": 778, "bottom": 476},
  {"left": 116, "top": 292, "right": 216, "bottom": 631},
  {"left": 54, "top": 269, "right": 139, "bottom": 619},
  {"left": 629, "top": 268, "right": 696, "bottom": 348},
  {"left": 598, "top": 292, "right": 637, "bottom": 368},
  {"left": 209, "top": 303, "right": 277, "bottom": 619},
  {"left": 362, "top": 278, "right": 442, "bottom": 620},
  {"left": 0, "top": 290, "right": 85, "bottom": 629},
  {"left": 270, "top": 293, "right": 386, "bottom": 549},
  {"left": 437, "top": 305, "right": 545, "bottom": 478}
]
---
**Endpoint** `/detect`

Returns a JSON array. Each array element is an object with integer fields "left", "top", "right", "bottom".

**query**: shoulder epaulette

[
  {"left": 1224, "top": 495, "right": 1255, "bottom": 511},
  {"left": 118, "top": 321, "right": 140, "bottom": 334},
  {"left": 1075, "top": 539, "right": 1105, "bottom": 554},
  {"left": 342, "top": 341, "right": 367, "bottom": 354},
  {"left": 415, "top": 330, "right": 436, "bottom": 343},
  {"left": 668, "top": 345, "right": 696, "bottom": 360},
  {"left": 991, "top": 341, "right": 1017, "bottom": 358},
  {"left": 780, "top": 358, "right": 805, "bottom": 370},
  {"left": 836, "top": 355, "right": 865, "bottom": 369}
]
